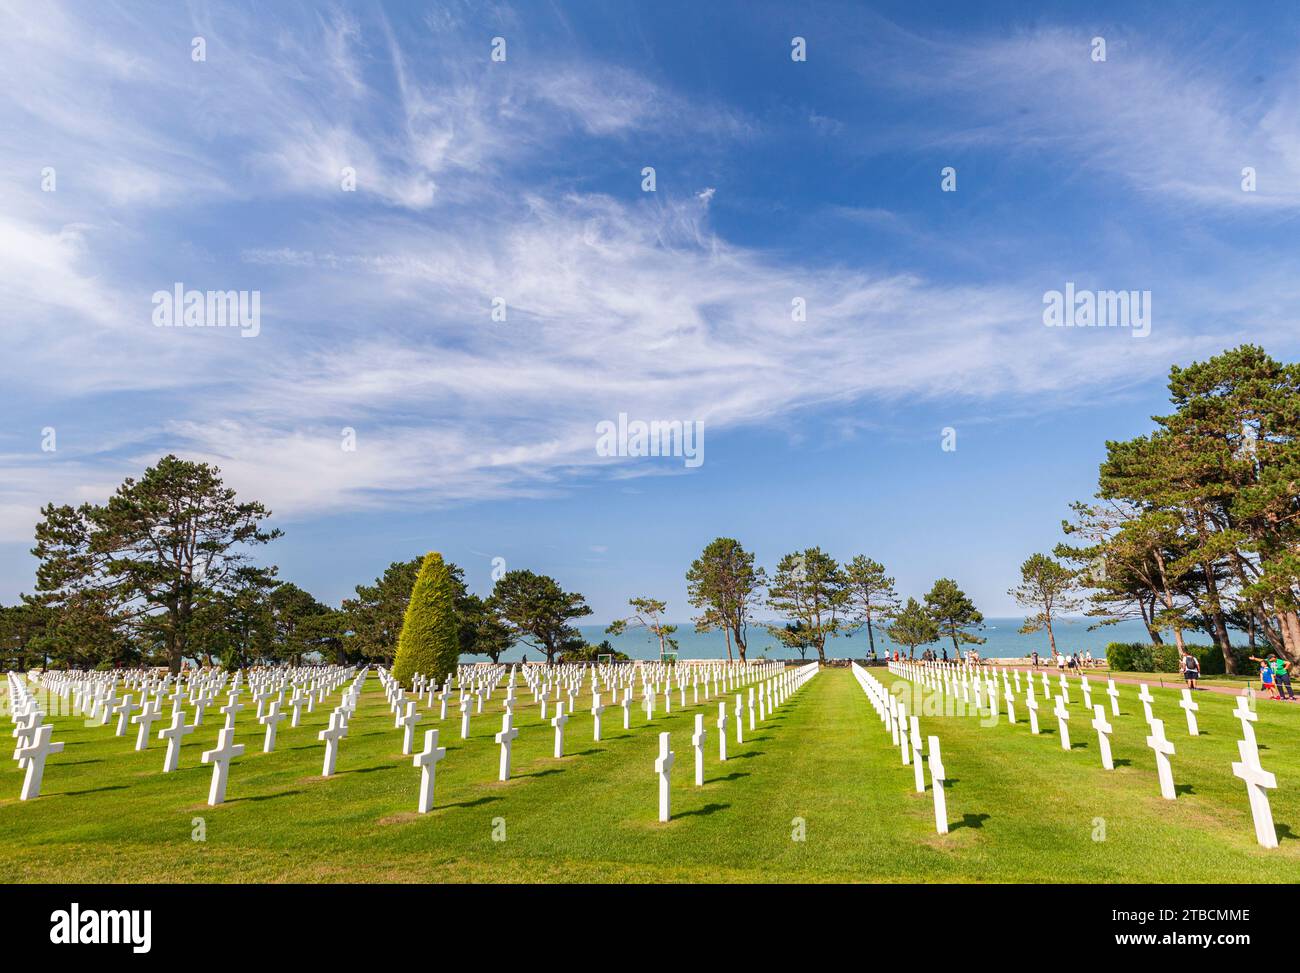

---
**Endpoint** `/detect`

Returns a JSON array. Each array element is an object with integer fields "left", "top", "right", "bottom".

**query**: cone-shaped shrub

[{"left": 392, "top": 551, "right": 459, "bottom": 688}]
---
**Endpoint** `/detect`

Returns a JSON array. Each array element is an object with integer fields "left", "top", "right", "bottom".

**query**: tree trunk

[
  {"left": 866, "top": 618, "right": 876, "bottom": 654},
  {"left": 1277, "top": 611, "right": 1300, "bottom": 664}
]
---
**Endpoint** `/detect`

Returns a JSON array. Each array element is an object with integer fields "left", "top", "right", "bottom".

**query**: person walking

[{"left": 1180, "top": 649, "right": 1200, "bottom": 691}]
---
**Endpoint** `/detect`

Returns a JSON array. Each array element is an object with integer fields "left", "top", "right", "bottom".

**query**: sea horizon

[{"left": 465, "top": 616, "right": 1186, "bottom": 663}]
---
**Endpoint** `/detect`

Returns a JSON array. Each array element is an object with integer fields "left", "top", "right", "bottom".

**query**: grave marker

[
  {"left": 414, "top": 729, "right": 447, "bottom": 813},
  {"left": 654, "top": 732, "right": 674, "bottom": 823},
  {"left": 1145, "top": 718, "right": 1177, "bottom": 800},
  {"left": 200, "top": 727, "right": 245, "bottom": 805}
]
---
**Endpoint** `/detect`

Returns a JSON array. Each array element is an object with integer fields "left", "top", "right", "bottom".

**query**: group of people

[
  {"left": 1249, "top": 652, "right": 1296, "bottom": 701},
  {"left": 1029, "top": 650, "right": 1095, "bottom": 670}
]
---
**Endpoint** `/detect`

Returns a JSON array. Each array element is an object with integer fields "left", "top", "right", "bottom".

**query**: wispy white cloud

[
  {"left": 0, "top": 1, "right": 1295, "bottom": 550},
  {"left": 857, "top": 23, "right": 1300, "bottom": 211}
]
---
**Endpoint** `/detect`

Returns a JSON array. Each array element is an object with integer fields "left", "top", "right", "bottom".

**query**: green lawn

[{"left": 0, "top": 667, "right": 1295, "bottom": 882}]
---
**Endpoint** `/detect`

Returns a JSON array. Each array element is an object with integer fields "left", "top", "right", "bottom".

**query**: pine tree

[{"left": 391, "top": 552, "right": 460, "bottom": 688}]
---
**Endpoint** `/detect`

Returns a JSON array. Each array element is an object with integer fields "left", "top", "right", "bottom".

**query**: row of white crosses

[
  {"left": 851, "top": 662, "right": 949, "bottom": 834},
  {"left": 7, "top": 672, "right": 66, "bottom": 800},
  {"left": 11, "top": 663, "right": 359, "bottom": 806},
  {"left": 888, "top": 658, "right": 1282, "bottom": 849},
  {"left": 395, "top": 659, "right": 807, "bottom": 816},
  {"left": 654, "top": 661, "right": 820, "bottom": 822}
]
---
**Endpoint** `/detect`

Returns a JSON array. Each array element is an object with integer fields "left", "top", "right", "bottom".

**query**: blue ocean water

[{"left": 468, "top": 617, "right": 1160, "bottom": 663}]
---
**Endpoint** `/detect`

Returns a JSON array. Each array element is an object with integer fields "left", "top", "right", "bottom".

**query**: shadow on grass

[
  {"left": 1113, "top": 758, "right": 1133, "bottom": 768},
  {"left": 341, "top": 764, "right": 399, "bottom": 776},
  {"left": 952, "top": 812, "right": 990, "bottom": 830},
  {"left": 227, "top": 789, "right": 305, "bottom": 804},
  {"left": 677, "top": 802, "right": 730, "bottom": 818},
  {"left": 60, "top": 784, "right": 128, "bottom": 796},
  {"left": 1174, "top": 783, "right": 1196, "bottom": 797},
  {"left": 516, "top": 768, "right": 563, "bottom": 780},
  {"left": 707, "top": 772, "right": 750, "bottom": 783},
  {"left": 729, "top": 751, "right": 765, "bottom": 760},
  {"left": 1275, "top": 823, "right": 1296, "bottom": 844},
  {"left": 574, "top": 748, "right": 606, "bottom": 757},
  {"left": 443, "top": 795, "right": 502, "bottom": 810}
]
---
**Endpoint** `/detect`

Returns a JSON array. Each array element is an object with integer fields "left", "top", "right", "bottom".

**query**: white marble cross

[
  {"left": 132, "top": 697, "right": 163, "bottom": 751},
  {"left": 15, "top": 723, "right": 64, "bottom": 800},
  {"left": 1233, "top": 695, "right": 1258, "bottom": 749},
  {"left": 1026, "top": 691, "right": 1040, "bottom": 735},
  {"left": 1231, "top": 738, "right": 1278, "bottom": 849},
  {"left": 734, "top": 693, "right": 745, "bottom": 745},
  {"left": 1003, "top": 682, "right": 1016, "bottom": 724},
  {"left": 1106, "top": 678, "right": 1120, "bottom": 716},
  {"left": 1057, "top": 673, "right": 1070, "bottom": 704},
  {"left": 221, "top": 694, "right": 245, "bottom": 731},
  {"left": 158, "top": 710, "right": 194, "bottom": 772},
  {"left": 495, "top": 714, "right": 518, "bottom": 781},
  {"left": 319, "top": 711, "right": 346, "bottom": 777},
  {"left": 200, "top": 727, "right": 245, "bottom": 805},
  {"left": 1178, "top": 688, "right": 1199, "bottom": 736},
  {"left": 114, "top": 694, "right": 139, "bottom": 737},
  {"left": 654, "top": 731, "right": 674, "bottom": 823},
  {"left": 591, "top": 693, "right": 605, "bottom": 742},
  {"left": 927, "top": 734, "right": 948, "bottom": 835},
  {"left": 459, "top": 696, "right": 472, "bottom": 740},
  {"left": 551, "top": 702, "right": 569, "bottom": 758},
  {"left": 289, "top": 689, "right": 308, "bottom": 728},
  {"left": 192, "top": 693, "right": 213, "bottom": 726},
  {"left": 259, "top": 699, "right": 286, "bottom": 753},
  {"left": 1081, "top": 676, "right": 1092, "bottom": 711},
  {"left": 414, "top": 729, "right": 447, "bottom": 813},
  {"left": 716, "top": 701, "right": 729, "bottom": 761},
  {"left": 1091, "top": 704, "right": 1114, "bottom": 770},
  {"left": 254, "top": 689, "right": 275, "bottom": 720},
  {"left": 909, "top": 716, "right": 925, "bottom": 793},
  {"left": 748, "top": 686, "right": 756, "bottom": 731},
  {"left": 1137, "top": 683, "right": 1155, "bottom": 725},
  {"left": 397, "top": 701, "right": 421, "bottom": 755},
  {"left": 622, "top": 688, "right": 632, "bottom": 730},
  {"left": 691, "top": 713, "right": 706, "bottom": 787},
  {"left": 897, "top": 700, "right": 911, "bottom": 765},
  {"left": 1053, "top": 695, "right": 1071, "bottom": 750},
  {"left": 1145, "top": 717, "right": 1177, "bottom": 800}
]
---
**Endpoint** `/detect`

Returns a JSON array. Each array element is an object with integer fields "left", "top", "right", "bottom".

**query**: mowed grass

[{"left": 0, "top": 668, "right": 1295, "bottom": 883}]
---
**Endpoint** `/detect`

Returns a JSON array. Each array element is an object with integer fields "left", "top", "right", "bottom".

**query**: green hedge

[
  {"left": 1105, "top": 641, "right": 1226, "bottom": 675},
  {"left": 1106, "top": 642, "right": 1153, "bottom": 672}
]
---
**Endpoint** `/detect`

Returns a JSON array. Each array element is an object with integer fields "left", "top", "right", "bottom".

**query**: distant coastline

[{"left": 466, "top": 616, "right": 1177, "bottom": 663}]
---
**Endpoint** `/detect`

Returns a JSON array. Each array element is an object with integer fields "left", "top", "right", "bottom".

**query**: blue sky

[{"left": 2, "top": 0, "right": 1299, "bottom": 619}]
